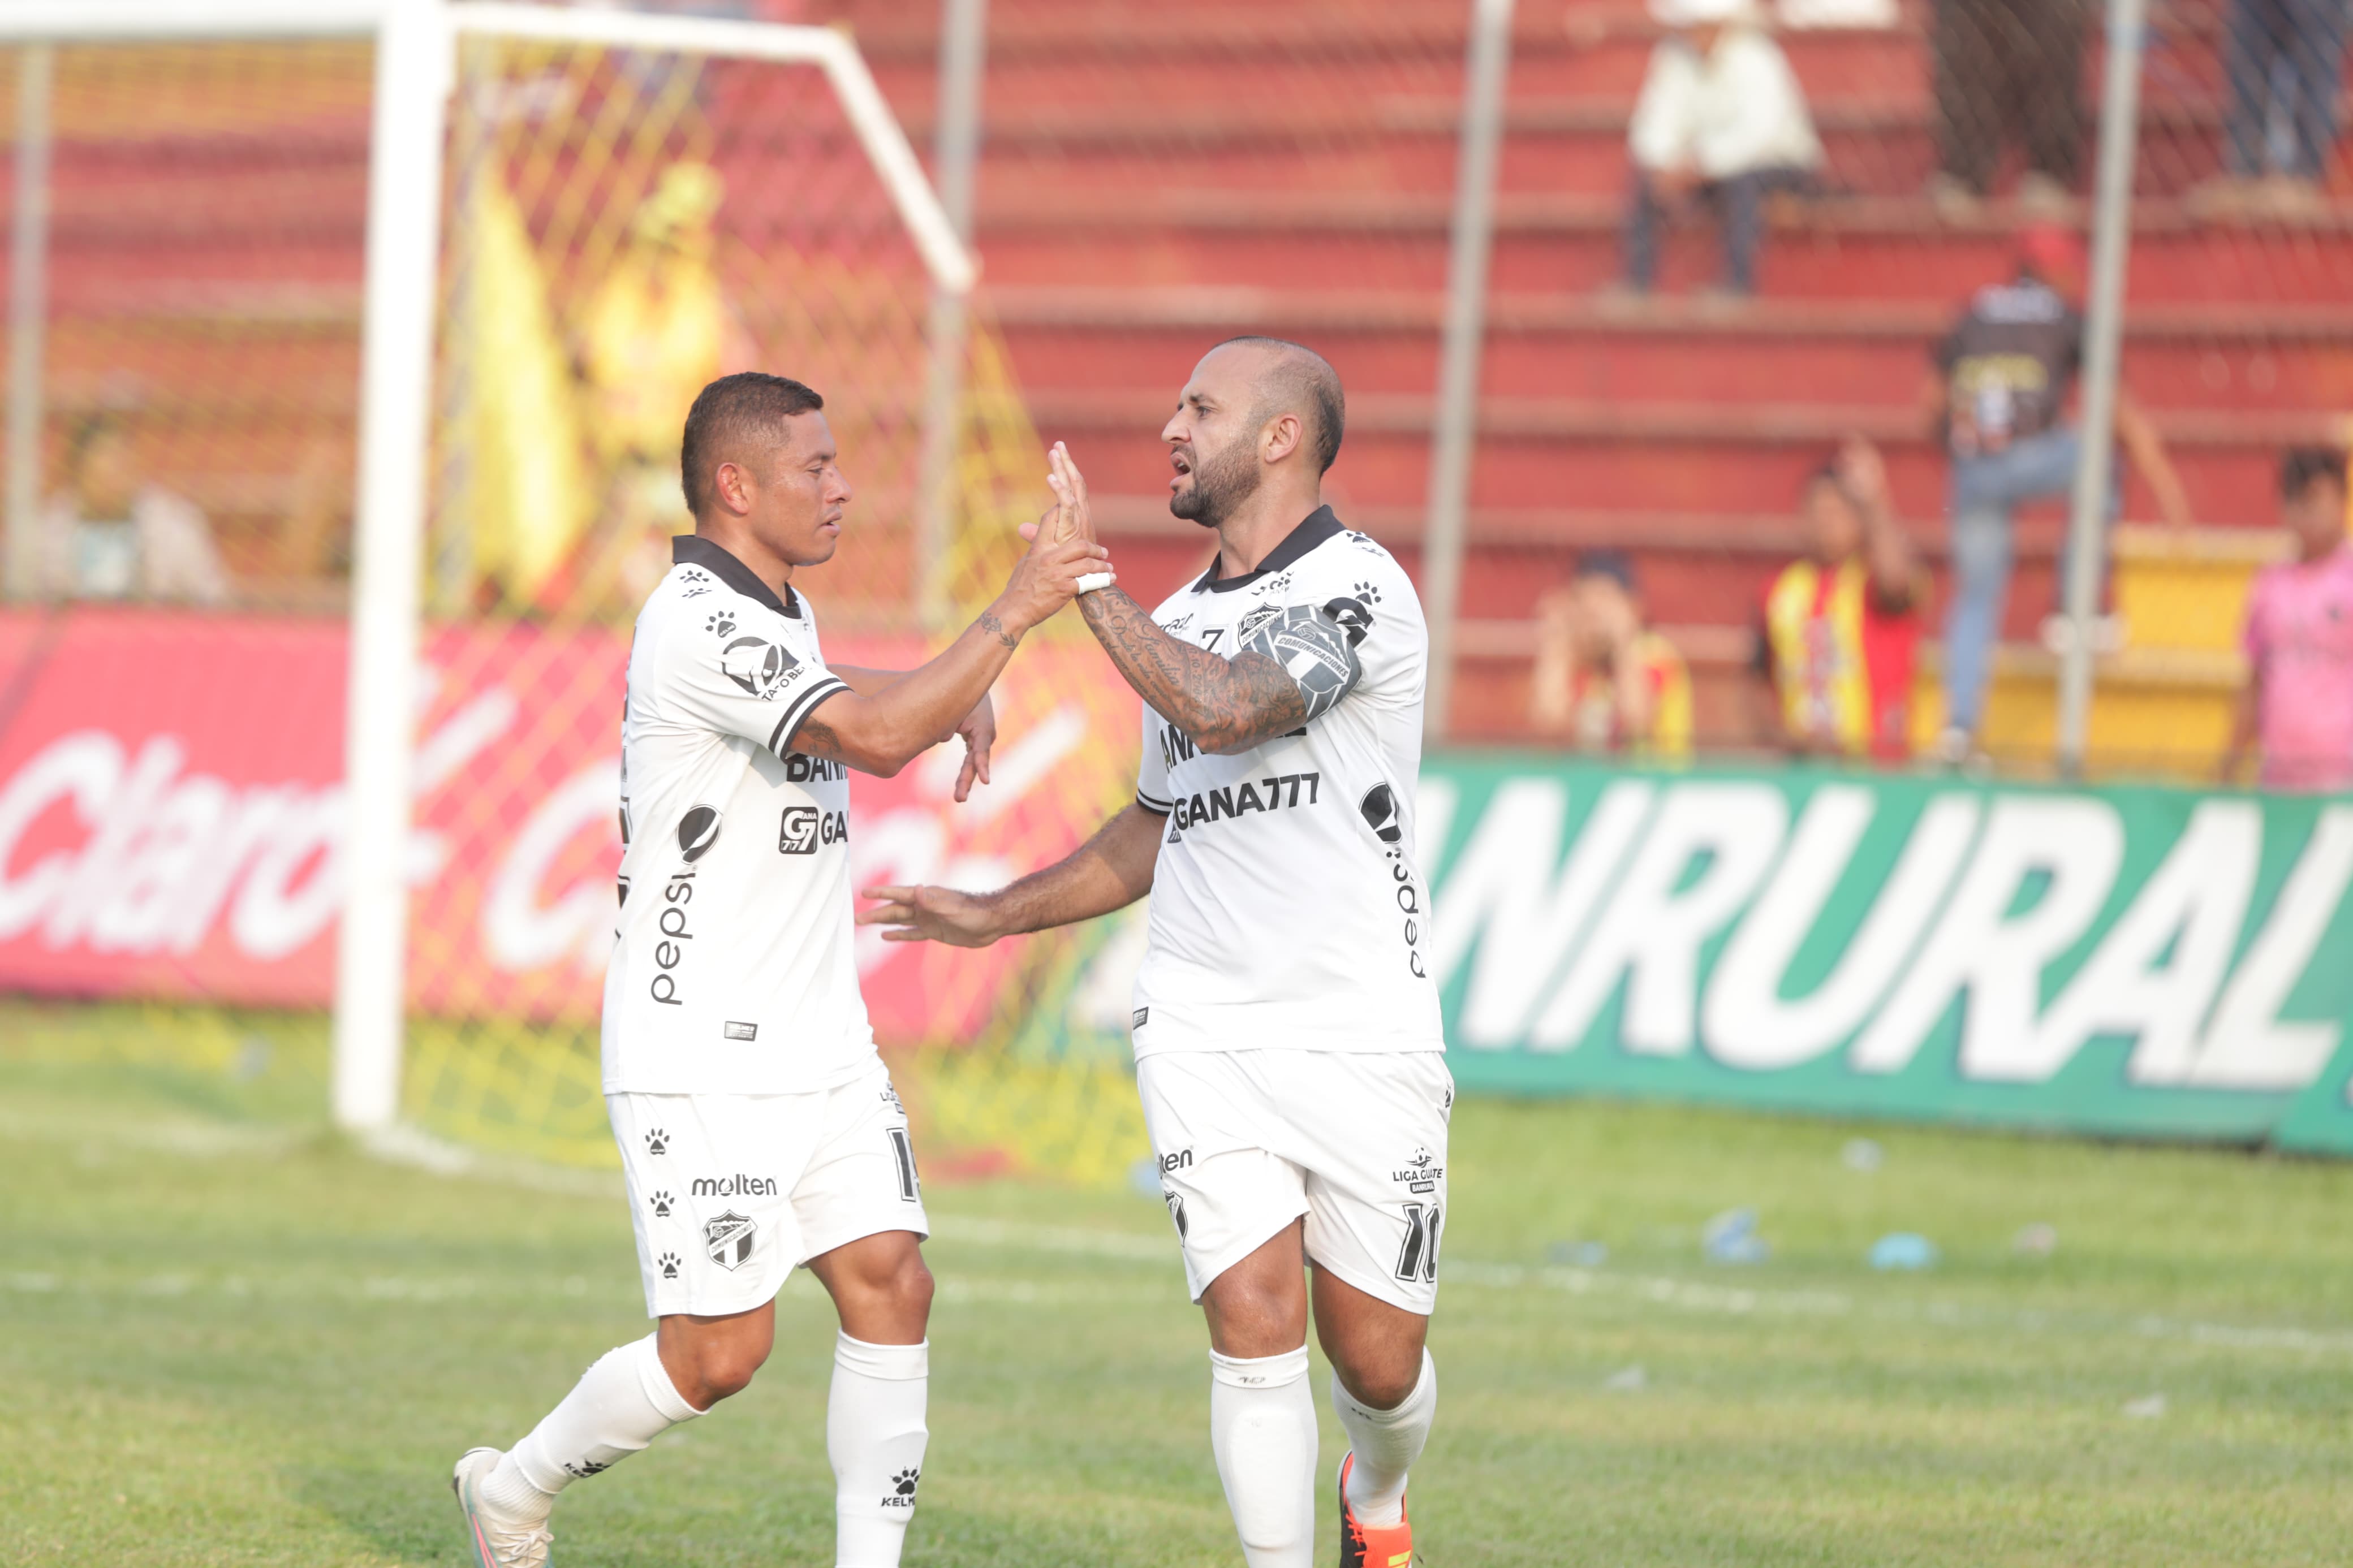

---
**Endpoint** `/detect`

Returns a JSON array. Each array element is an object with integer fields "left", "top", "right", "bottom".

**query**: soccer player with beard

[
  {"left": 864, "top": 339, "right": 1448, "bottom": 1568},
  {"left": 450, "top": 373, "right": 1108, "bottom": 1568}
]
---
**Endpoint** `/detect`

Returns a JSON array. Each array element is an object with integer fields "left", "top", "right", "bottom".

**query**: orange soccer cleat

[{"left": 1336, "top": 1452, "right": 1415, "bottom": 1568}]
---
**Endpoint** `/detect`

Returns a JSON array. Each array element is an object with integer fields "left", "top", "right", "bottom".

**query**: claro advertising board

[
  {"left": 0, "top": 608, "right": 1136, "bottom": 1044},
  {"left": 6, "top": 612, "right": 2353, "bottom": 1155},
  {"left": 1417, "top": 759, "right": 2353, "bottom": 1153}
]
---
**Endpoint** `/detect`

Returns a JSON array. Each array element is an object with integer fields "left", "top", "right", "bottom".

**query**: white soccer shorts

[
  {"left": 1134, "top": 1048, "right": 1453, "bottom": 1315},
  {"left": 607, "top": 1057, "right": 929, "bottom": 1319}
]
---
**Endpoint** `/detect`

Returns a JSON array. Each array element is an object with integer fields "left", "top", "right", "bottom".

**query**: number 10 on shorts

[{"left": 1395, "top": 1202, "right": 1441, "bottom": 1284}]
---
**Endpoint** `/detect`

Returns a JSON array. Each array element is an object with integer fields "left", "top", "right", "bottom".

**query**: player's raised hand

[
  {"left": 992, "top": 504, "right": 1111, "bottom": 636},
  {"left": 952, "top": 694, "right": 995, "bottom": 802},
  {"left": 857, "top": 884, "right": 1002, "bottom": 948},
  {"left": 1045, "top": 441, "right": 1098, "bottom": 545}
]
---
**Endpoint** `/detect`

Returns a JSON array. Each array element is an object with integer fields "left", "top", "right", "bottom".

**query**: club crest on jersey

[
  {"left": 1359, "top": 783, "right": 1402, "bottom": 844},
  {"left": 704, "top": 1210, "right": 757, "bottom": 1271},
  {"left": 720, "top": 635, "right": 798, "bottom": 699}
]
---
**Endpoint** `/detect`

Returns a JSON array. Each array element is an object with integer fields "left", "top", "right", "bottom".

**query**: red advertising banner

[{"left": 0, "top": 609, "right": 1138, "bottom": 1044}]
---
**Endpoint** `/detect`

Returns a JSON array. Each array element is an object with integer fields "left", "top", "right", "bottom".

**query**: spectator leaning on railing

[
  {"left": 2225, "top": 447, "right": 2353, "bottom": 792},
  {"left": 1752, "top": 436, "right": 1926, "bottom": 762},
  {"left": 1615, "top": 0, "right": 1822, "bottom": 300},
  {"left": 1530, "top": 550, "right": 1693, "bottom": 758},
  {"left": 1922, "top": 222, "right": 2192, "bottom": 766},
  {"left": 36, "top": 413, "right": 231, "bottom": 606}
]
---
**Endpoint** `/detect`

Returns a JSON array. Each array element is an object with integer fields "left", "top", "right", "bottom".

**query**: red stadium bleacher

[{"left": 847, "top": 0, "right": 2353, "bottom": 745}]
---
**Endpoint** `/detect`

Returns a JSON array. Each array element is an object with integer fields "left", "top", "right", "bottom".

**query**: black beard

[{"left": 1167, "top": 437, "right": 1262, "bottom": 530}]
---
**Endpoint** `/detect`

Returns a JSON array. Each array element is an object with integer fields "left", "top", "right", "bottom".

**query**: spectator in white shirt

[
  {"left": 1619, "top": 0, "right": 1822, "bottom": 298},
  {"left": 37, "top": 414, "right": 231, "bottom": 606}
]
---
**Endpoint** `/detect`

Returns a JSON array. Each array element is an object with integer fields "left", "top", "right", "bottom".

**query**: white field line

[{"left": 11, "top": 1108, "right": 2350, "bottom": 1361}]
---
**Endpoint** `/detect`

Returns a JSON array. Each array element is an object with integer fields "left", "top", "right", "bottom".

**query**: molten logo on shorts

[
  {"left": 691, "top": 1173, "right": 778, "bottom": 1198},
  {"left": 704, "top": 1210, "right": 756, "bottom": 1271}
]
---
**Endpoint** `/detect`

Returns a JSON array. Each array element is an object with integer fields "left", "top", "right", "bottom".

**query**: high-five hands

[
  {"left": 1020, "top": 442, "right": 1105, "bottom": 566},
  {"left": 993, "top": 455, "right": 1113, "bottom": 633}
]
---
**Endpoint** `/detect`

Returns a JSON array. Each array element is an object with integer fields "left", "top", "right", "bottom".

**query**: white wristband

[{"left": 1076, "top": 571, "right": 1115, "bottom": 595}]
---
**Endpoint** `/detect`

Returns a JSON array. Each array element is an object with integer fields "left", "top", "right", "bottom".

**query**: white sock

[
  {"left": 828, "top": 1333, "right": 930, "bottom": 1568},
  {"left": 1209, "top": 1347, "right": 1318, "bottom": 1568},
  {"left": 1332, "top": 1349, "right": 1437, "bottom": 1530},
  {"left": 488, "top": 1334, "right": 703, "bottom": 1519}
]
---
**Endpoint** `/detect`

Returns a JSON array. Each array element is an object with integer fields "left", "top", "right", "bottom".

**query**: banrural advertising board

[
  {"left": 5, "top": 608, "right": 2352, "bottom": 1155},
  {"left": 1415, "top": 758, "right": 2353, "bottom": 1155}
]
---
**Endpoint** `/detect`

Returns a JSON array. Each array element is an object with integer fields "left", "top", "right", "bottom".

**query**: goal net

[{"left": 0, "top": 11, "right": 1148, "bottom": 1189}]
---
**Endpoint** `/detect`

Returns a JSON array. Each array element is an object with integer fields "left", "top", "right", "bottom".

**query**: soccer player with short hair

[
  {"left": 864, "top": 339, "right": 1447, "bottom": 1568},
  {"left": 451, "top": 372, "right": 1109, "bottom": 1568}
]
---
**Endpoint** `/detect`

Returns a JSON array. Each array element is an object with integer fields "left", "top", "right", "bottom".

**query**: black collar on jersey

[
  {"left": 1190, "top": 504, "right": 1346, "bottom": 594},
  {"left": 674, "top": 533, "right": 801, "bottom": 617}
]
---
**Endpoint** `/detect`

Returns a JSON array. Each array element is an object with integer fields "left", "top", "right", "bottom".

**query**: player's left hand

[
  {"left": 953, "top": 694, "right": 996, "bottom": 802},
  {"left": 856, "top": 883, "right": 1003, "bottom": 948}
]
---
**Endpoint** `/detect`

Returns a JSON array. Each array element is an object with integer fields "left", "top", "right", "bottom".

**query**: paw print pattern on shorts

[
  {"left": 649, "top": 1190, "right": 674, "bottom": 1218},
  {"left": 658, "top": 1251, "right": 682, "bottom": 1280},
  {"left": 644, "top": 1128, "right": 669, "bottom": 1156}
]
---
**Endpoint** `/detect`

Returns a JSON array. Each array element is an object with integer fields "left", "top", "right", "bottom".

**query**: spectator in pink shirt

[{"left": 2227, "top": 447, "right": 2353, "bottom": 791}]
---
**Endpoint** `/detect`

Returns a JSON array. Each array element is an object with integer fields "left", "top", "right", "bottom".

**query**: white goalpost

[{"left": 0, "top": 0, "right": 977, "bottom": 1133}]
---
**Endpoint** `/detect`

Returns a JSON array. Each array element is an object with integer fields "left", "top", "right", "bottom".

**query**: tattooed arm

[
  {"left": 1078, "top": 586, "right": 1308, "bottom": 754},
  {"left": 1041, "top": 442, "right": 1352, "bottom": 755}
]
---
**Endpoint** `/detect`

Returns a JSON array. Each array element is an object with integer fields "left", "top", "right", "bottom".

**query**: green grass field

[{"left": 4, "top": 1018, "right": 2351, "bottom": 1566}]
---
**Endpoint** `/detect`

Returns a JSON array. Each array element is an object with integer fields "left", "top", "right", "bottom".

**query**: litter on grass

[
  {"left": 1702, "top": 1207, "right": 1770, "bottom": 1264},
  {"left": 2013, "top": 1223, "right": 2058, "bottom": 1257},
  {"left": 1868, "top": 1232, "right": 1940, "bottom": 1271}
]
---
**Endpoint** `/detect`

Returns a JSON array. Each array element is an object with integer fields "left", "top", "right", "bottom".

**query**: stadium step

[
  {"left": 1031, "top": 390, "right": 2328, "bottom": 521},
  {"left": 986, "top": 287, "right": 2353, "bottom": 417},
  {"left": 975, "top": 196, "right": 2353, "bottom": 304}
]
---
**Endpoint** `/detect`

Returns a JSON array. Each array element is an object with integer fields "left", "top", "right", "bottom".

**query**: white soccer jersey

[
  {"left": 1130, "top": 506, "right": 1442, "bottom": 1057},
  {"left": 602, "top": 535, "right": 871, "bottom": 1096}
]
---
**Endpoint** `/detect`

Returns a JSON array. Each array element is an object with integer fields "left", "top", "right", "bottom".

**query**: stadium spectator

[
  {"left": 1925, "top": 0, "right": 2089, "bottom": 217},
  {"left": 37, "top": 413, "right": 230, "bottom": 605},
  {"left": 2195, "top": 0, "right": 2350, "bottom": 219},
  {"left": 1923, "top": 222, "right": 2192, "bottom": 763},
  {"left": 1530, "top": 550, "right": 1693, "bottom": 756},
  {"left": 2225, "top": 447, "right": 2353, "bottom": 790},
  {"left": 1617, "top": 0, "right": 1822, "bottom": 299},
  {"left": 1753, "top": 436, "right": 1925, "bottom": 760}
]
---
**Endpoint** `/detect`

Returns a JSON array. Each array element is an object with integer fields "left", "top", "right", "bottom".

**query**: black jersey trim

[
  {"left": 768, "top": 676, "right": 850, "bottom": 757},
  {"left": 1189, "top": 506, "right": 1347, "bottom": 595},
  {"left": 1136, "top": 789, "right": 1174, "bottom": 817},
  {"left": 675, "top": 534, "right": 802, "bottom": 619}
]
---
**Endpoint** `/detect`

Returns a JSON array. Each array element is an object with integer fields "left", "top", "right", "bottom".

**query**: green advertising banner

[{"left": 1419, "top": 758, "right": 2353, "bottom": 1146}]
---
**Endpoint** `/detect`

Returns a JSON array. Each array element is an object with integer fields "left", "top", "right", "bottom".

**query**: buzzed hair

[
  {"left": 680, "top": 371, "right": 825, "bottom": 517},
  {"left": 1214, "top": 335, "right": 1345, "bottom": 475}
]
